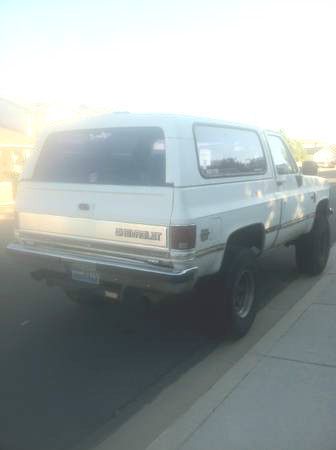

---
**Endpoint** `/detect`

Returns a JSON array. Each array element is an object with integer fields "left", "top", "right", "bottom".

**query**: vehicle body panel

[{"left": 10, "top": 113, "right": 331, "bottom": 297}]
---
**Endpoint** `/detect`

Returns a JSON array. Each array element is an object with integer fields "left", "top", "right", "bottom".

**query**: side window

[
  {"left": 194, "top": 125, "right": 267, "bottom": 178},
  {"left": 267, "top": 135, "right": 298, "bottom": 175}
]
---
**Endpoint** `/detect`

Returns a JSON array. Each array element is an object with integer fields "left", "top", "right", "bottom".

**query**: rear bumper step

[{"left": 7, "top": 242, "right": 198, "bottom": 295}]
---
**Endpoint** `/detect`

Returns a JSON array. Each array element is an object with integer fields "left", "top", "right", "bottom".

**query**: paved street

[{"left": 0, "top": 171, "right": 336, "bottom": 450}]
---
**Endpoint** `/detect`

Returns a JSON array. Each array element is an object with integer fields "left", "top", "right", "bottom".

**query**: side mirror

[{"left": 302, "top": 160, "right": 318, "bottom": 176}]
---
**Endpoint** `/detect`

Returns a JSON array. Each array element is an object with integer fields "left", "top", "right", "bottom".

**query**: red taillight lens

[{"left": 170, "top": 225, "right": 196, "bottom": 250}]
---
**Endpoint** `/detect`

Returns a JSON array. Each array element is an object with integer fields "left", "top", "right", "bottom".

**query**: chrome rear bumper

[{"left": 7, "top": 242, "right": 198, "bottom": 295}]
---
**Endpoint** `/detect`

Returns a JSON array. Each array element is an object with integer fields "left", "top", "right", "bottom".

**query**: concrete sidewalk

[{"left": 147, "top": 247, "right": 336, "bottom": 450}]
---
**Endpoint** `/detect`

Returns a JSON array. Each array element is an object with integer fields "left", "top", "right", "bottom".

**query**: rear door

[
  {"left": 266, "top": 133, "right": 313, "bottom": 244},
  {"left": 17, "top": 127, "right": 173, "bottom": 250}
]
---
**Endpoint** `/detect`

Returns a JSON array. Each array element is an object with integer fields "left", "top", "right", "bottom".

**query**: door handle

[
  {"left": 78, "top": 203, "right": 90, "bottom": 211},
  {"left": 276, "top": 179, "right": 285, "bottom": 187}
]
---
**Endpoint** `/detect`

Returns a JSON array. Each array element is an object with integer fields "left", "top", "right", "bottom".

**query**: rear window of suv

[
  {"left": 33, "top": 127, "right": 166, "bottom": 186},
  {"left": 194, "top": 125, "right": 267, "bottom": 178}
]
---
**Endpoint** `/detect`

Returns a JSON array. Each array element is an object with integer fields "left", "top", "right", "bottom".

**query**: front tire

[{"left": 295, "top": 211, "right": 330, "bottom": 276}]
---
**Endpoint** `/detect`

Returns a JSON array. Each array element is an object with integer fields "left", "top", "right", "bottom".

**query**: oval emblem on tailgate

[{"left": 78, "top": 203, "right": 90, "bottom": 211}]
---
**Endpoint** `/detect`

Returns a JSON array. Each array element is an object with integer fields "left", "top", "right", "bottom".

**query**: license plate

[{"left": 71, "top": 263, "right": 100, "bottom": 285}]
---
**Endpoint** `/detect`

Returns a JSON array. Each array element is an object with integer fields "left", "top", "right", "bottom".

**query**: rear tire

[
  {"left": 295, "top": 212, "right": 330, "bottom": 276},
  {"left": 212, "top": 247, "right": 258, "bottom": 339}
]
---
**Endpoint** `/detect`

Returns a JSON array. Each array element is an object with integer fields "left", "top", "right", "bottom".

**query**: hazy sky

[{"left": 1, "top": 0, "right": 335, "bottom": 140}]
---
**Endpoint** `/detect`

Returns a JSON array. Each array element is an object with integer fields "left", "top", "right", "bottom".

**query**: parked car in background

[{"left": 313, "top": 148, "right": 336, "bottom": 168}]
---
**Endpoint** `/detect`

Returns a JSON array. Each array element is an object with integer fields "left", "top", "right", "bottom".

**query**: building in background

[
  {"left": 302, "top": 140, "right": 327, "bottom": 156},
  {"left": 0, "top": 98, "right": 34, "bottom": 206},
  {"left": 0, "top": 98, "right": 104, "bottom": 206}
]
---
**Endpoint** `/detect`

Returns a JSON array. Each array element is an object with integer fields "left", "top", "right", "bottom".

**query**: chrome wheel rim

[{"left": 233, "top": 270, "right": 255, "bottom": 319}]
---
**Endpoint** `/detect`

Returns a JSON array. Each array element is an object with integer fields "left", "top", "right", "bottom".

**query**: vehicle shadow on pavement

[{"left": 0, "top": 217, "right": 325, "bottom": 450}]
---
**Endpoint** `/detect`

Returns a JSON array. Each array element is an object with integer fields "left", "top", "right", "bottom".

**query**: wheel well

[{"left": 225, "top": 224, "right": 265, "bottom": 255}]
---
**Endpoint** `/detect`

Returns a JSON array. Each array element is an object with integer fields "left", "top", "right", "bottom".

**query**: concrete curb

[{"left": 146, "top": 246, "right": 336, "bottom": 450}]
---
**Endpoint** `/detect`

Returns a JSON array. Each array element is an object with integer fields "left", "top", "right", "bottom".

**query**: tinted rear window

[{"left": 33, "top": 127, "right": 166, "bottom": 186}]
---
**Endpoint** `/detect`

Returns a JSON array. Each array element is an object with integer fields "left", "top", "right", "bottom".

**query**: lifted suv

[{"left": 8, "top": 114, "right": 331, "bottom": 338}]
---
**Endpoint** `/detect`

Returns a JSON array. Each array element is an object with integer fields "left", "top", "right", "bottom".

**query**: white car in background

[{"left": 313, "top": 148, "right": 336, "bottom": 168}]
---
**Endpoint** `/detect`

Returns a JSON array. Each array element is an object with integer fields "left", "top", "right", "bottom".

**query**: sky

[{"left": 1, "top": 0, "right": 336, "bottom": 141}]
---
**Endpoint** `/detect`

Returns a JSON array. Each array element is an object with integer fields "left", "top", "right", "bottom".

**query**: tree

[{"left": 279, "top": 129, "right": 307, "bottom": 162}]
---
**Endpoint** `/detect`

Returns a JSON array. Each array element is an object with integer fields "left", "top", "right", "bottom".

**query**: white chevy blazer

[{"left": 8, "top": 113, "right": 332, "bottom": 337}]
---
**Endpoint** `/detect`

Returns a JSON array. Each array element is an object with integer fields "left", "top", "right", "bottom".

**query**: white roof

[{"left": 47, "top": 112, "right": 263, "bottom": 139}]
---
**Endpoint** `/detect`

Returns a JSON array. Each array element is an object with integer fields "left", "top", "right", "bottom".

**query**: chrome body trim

[
  {"left": 18, "top": 231, "right": 171, "bottom": 263},
  {"left": 19, "top": 212, "right": 168, "bottom": 248},
  {"left": 16, "top": 231, "right": 224, "bottom": 263},
  {"left": 7, "top": 242, "right": 198, "bottom": 294}
]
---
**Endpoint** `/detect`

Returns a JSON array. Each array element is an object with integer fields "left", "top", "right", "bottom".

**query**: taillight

[{"left": 170, "top": 225, "right": 196, "bottom": 250}]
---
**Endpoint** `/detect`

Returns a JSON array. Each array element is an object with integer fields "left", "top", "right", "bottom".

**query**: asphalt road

[{"left": 1, "top": 172, "right": 336, "bottom": 450}]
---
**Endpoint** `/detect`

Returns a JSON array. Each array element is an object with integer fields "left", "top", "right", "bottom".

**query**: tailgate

[
  {"left": 16, "top": 125, "right": 174, "bottom": 251},
  {"left": 16, "top": 182, "right": 173, "bottom": 249}
]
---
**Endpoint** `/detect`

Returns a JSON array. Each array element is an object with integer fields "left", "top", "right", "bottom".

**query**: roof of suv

[{"left": 48, "top": 112, "right": 263, "bottom": 138}]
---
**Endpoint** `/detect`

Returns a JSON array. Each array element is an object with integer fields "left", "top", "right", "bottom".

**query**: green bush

[{"left": 280, "top": 130, "right": 308, "bottom": 162}]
